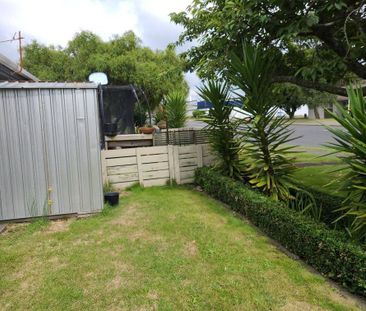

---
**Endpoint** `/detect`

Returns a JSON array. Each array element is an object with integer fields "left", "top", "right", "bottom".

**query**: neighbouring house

[
  {"left": 308, "top": 99, "right": 346, "bottom": 119},
  {"left": 0, "top": 53, "right": 39, "bottom": 82},
  {"left": 308, "top": 81, "right": 366, "bottom": 119}
]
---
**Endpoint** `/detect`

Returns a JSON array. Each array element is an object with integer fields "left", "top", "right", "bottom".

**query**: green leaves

[
  {"left": 163, "top": 91, "right": 188, "bottom": 128},
  {"left": 325, "top": 86, "right": 366, "bottom": 241},
  {"left": 171, "top": 0, "right": 365, "bottom": 93},
  {"left": 197, "top": 80, "right": 241, "bottom": 179},
  {"left": 24, "top": 31, "right": 188, "bottom": 110},
  {"left": 227, "top": 43, "right": 297, "bottom": 200}
]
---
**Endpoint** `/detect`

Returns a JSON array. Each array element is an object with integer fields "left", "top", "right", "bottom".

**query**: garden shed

[{"left": 0, "top": 82, "right": 103, "bottom": 221}]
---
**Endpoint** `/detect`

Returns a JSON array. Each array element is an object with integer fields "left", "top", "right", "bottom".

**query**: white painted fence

[{"left": 101, "top": 144, "right": 215, "bottom": 189}]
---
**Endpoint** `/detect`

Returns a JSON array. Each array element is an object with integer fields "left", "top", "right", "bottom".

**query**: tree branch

[
  {"left": 311, "top": 26, "right": 366, "bottom": 79},
  {"left": 272, "top": 76, "right": 366, "bottom": 96}
]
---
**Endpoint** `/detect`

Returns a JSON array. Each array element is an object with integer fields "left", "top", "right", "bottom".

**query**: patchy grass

[{"left": 0, "top": 187, "right": 363, "bottom": 310}]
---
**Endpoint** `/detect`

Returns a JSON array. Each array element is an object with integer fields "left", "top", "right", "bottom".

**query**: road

[{"left": 186, "top": 120, "right": 337, "bottom": 148}]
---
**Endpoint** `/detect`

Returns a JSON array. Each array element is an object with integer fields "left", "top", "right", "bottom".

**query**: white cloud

[
  {"left": 0, "top": 0, "right": 138, "bottom": 46},
  {"left": 0, "top": 0, "right": 200, "bottom": 98}
]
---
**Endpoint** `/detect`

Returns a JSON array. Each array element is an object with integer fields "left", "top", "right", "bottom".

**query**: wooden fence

[
  {"left": 153, "top": 128, "right": 209, "bottom": 146},
  {"left": 101, "top": 144, "right": 215, "bottom": 189}
]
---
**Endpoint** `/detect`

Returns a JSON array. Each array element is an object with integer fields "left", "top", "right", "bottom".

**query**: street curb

[{"left": 292, "top": 122, "right": 341, "bottom": 127}]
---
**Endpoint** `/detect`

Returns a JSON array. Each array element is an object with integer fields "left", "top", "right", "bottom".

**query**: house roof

[
  {"left": 0, "top": 81, "right": 98, "bottom": 89},
  {"left": 0, "top": 53, "right": 39, "bottom": 82}
]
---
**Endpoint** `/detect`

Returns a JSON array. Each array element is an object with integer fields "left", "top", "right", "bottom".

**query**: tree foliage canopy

[
  {"left": 171, "top": 0, "right": 366, "bottom": 95},
  {"left": 272, "top": 84, "right": 337, "bottom": 118},
  {"left": 23, "top": 31, "right": 188, "bottom": 108}
]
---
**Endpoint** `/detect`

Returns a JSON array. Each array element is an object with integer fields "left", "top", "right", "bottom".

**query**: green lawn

[
  {"left": 292, "top": 147, "right": 346, "bottom": 195},
  {"left": 0, "top": 187, "right": 363, "bottom": 310},
  {"left": 292, "top": 165, "right": 346, "bottom": 194}
]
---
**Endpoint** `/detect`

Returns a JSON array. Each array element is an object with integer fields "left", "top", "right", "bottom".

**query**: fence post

[
  {"left": 173, "top": 146, "right": 181, "bottom": 184},
  {"left": 197, "top": 144, "right": 203, "bottom": 168},
  {"left": 168, "top": 145, "right": 175, "bottom": 184},
  {"left": 136, "top": 148, "right": 144, "bottom": 187}
]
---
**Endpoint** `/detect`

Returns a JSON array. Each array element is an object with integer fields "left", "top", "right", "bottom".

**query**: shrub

[
  {"left": 164, "top": 91, "right": 187, "bottom": 128},
  {"left": 192, "top": 109, "right": 206, "bottom": 119},
  {"left": 154, "top": 105, "right": 165, "bottom": 124},
  {"left": 195, "top": 167, "right": 366, "bottom": 296},
  {"left": 227, "top": 42, "right": 297, "bottom": 200},
  {"left": 291, "top": 184, "right": 351, "bottom": 230},
  {"left": 197, "top": 81, "right": 241, "bottom": 179},
  {"left": 325, "top": 86, "right": 366, "bottom": 241}
]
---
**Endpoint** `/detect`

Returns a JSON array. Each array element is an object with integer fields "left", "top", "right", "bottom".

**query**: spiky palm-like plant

[
  {"left": 228, "top": 43, "right": 297, "bottom": 200},
  {"left": 197, "top": 81, "right": 241, "bottom": 179},
  {"left": 164, "top": 91, "right": 187, "bottom": 128},
  {"left": 325, "top": 86, "right": 366, "bottom": 240}
]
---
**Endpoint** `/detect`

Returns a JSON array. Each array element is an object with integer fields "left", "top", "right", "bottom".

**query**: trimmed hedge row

[
  {"left": 291, "top": 184, "right": 346, "bottom": 228},
  {"left": 195, "top": 167, "right": 366, "bottom": 297}
]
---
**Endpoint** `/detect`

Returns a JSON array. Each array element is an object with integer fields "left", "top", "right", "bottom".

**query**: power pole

[{"left": 0, "top": 31, "right": 25, "bottom": 72}]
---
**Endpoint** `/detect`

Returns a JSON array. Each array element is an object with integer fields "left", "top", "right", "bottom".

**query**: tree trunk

[
  {"left": 314, "top": 106, "right": 320, "bottom": 119},
  {"left": 289, "top": 109, "right": 295, "bottom": 119}
]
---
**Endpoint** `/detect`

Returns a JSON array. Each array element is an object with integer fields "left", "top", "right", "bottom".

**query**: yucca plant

[
  {"left": 325, "top": 86, "right": 366, "bottom": 240},
  {"left": 164, "top": 91, "right": 187, "bottom": 128},
  {"left": 227, "top": 43, "right": 297, "bottom": 200},
  {"left": 197, "top": 80, "right": 241, "bottom": 179}
]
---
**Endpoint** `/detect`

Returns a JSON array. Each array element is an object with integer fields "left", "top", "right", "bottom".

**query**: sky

[{"left": 0, "top": 0, "right": 201, "bottom": 99}]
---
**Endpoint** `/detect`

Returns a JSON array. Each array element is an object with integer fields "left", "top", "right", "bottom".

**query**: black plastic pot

[
  {"left": 104, "top": 123, "right": 118, "bottom": 137},
  {"left": 104, "top": 192, "right": 119, "bottom": 206}
]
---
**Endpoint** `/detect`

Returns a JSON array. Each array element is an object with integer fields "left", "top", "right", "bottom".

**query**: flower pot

[
  {"left": 104, "top": 192, "right": 119, "bottom": 206},
  {"left": 104, "top": 123, "right": 118, "bottom": 137},
  {"left": 139, "top": 127, "right": 155, "bottom": 134}
]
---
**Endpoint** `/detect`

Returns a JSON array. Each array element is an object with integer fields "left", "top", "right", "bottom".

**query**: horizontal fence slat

[
  {"left": 179, "top": 153, "right": 197, "bottom": 159},
  {"left": 180, "top": 165, "right": 197, "bottom": 172},
  {"left": 102, "top": 148, "right": 136, "bottom": 159},
  {"left": 143, "top": 178, "right": 169, "bottom": 187},
  {"left": 180, "top": 158, "right": 198, "bottom": 167},
  {"left": 109, "top": 172, "right": 139, "bottom": 183},
  {"left": 178, "top": 145, "right": 197, "bottom": 154},
  {"left": 139, "top": 146, "right": 168, "bottom": 156},
  {"left": 107, "top": 165, "right": 138, "bottom": 175},
  {"left": 180, "top": 170, "right": 195, "bottom": 180},
  {"left": 113, "top": 181, "right": 139, "bottom": 190},
  {"left": 142, "top": 162, "right": 169, "bottom": 172},
  {"left": 106, "top": 156, "right": 137, "bottom": 167},
  {"left": 142, "top": 170, "right": 170, "bottom": 180},
  {"left": 141, "top": 154, "right": 168, "bottom": 164}
]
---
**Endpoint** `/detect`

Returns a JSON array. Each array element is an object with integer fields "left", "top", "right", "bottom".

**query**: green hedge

[
  {"left": 290, "top": 184, "right": 345, "bottom": 227},
  {"left": 195, "top": 167, "right": 366, "bottom": 297}
]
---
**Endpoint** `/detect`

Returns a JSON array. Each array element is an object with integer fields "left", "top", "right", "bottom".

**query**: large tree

[
  {"left": 272, "top": 84, "right": 337, "bottom": 118},
  {"left": 171, "top": 0, "right": 366, "bottom": 96},
  {"left": 23, "top": 31, "right": 188, "bottom": 108}
]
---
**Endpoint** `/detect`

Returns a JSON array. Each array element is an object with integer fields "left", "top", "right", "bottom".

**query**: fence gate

[{"left": 0, "top": 82, "right": 103, "bottom": 221}]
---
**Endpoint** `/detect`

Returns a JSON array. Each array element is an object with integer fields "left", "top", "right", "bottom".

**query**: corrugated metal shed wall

[{"left": 0, "top": 83, "right": 103, "bottom": 220}]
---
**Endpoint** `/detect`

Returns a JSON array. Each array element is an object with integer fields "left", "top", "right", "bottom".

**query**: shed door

[{"left": 0, "top": 88, "right": 103, "bottom": 221}]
